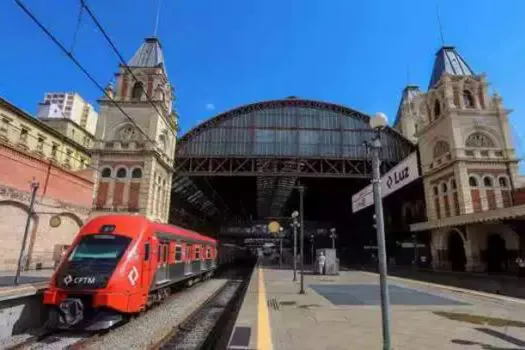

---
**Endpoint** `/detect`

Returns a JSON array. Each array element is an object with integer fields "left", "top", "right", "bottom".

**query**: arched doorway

[
  {"left": 486, "top": 234, "right": 507, "bottom": 273},
  {"left": 448, "top": 231, "right": 466, "bottom": 271}
]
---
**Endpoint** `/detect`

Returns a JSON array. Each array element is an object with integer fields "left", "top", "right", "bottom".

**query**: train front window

[{"left": 68, "top": 234, "right": 132, "bottom": 261}]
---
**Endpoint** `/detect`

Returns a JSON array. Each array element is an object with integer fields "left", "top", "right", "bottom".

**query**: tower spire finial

[
  {"left": 436, "top": 4, "right": 445, "bottom": 46},
  {"left": 153, "top": 0, "right": 163, "bottom": 37}
]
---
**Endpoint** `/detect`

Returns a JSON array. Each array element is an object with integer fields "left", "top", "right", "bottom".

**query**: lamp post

[
  {"left": 368, "top": 112, "right": 392, "bottom": 350},
  {"left": 330, "top": 228, "right": 337, "bottom": 250},
  {"left": 412, "top": 234, "right": 418, "bottom": 266},
  {"left": 309, "top": 233, "right": 315, "bottom": 266},
  {"left": 291, "top": 211, "right": 299, "bottom": 281},
  {"left": 279, "top": 227, "right": 284, "bottom": 268},
  {"left": 293, "top": 185, "right": 306, "bottom": 295},
  {"left": 15, "top": 179, "right": 39, "bottom": 285}
]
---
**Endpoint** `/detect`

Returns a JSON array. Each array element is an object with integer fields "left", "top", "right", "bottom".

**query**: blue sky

[{"left": 1, "top": 0, "right": 525, "bottom": 158}]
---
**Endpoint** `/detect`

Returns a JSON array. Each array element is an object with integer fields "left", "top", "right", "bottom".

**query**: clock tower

[{"left": 90, "top": 37, "right": 178, "bottom": 222}]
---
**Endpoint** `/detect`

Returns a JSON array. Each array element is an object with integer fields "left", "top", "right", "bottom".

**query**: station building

[
  {"left": 87, "top": 37, "right": 525, "bottom": 274},
  {"left": 0, "top": 97, "right": 94, "bottom": 271},
  {"left": 393, "top": 47, "right": 525, "bottom": 273}
]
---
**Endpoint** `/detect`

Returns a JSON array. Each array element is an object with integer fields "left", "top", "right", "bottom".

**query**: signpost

[{"left": 352, "top": 152, "right": 420, "bottom": 213}]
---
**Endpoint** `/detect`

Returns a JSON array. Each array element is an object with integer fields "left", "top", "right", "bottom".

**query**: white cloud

[{"left": 205, "top": 103, "right": 215, "bottom": 111}]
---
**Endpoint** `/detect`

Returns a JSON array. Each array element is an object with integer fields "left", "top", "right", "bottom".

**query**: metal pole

[
  {"left": 299, "top": 186, "right": 305, "bottom": 294},
  {"left": 280, "top": 236, "right": 283, "bottom": 269},
  {"left": 15, "top": 180, "right": 39, "bottom": 285},
  {"left": 311, "top": 237, "right": 314, "bottom": 266},
  {"left": 332, "top": 236, "right": 335, "bottom": 250},
  {"left": 412, "top": 234, "right": 417, "bottom": 266},
  {"left": 371, "top": 137, "right": 392, "bottom": 350},
  {"left": 293, "top": 223, "right": 297, "bottom": 281}
]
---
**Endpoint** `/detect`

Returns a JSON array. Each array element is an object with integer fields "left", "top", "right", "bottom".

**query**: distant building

[
  {"left": 0, "top": 97, "right": 94, "bottom": 271},
  {"left": 37, "top": 92, "right": 98, "bottom": 136}
]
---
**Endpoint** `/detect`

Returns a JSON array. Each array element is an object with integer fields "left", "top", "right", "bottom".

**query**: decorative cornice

[{"left": 0, "top": 184, "right": 91, "bottom": 215}]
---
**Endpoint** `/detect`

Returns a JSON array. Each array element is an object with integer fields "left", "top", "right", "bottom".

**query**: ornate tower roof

[
  {"left": 393, "top": 85, "right": 421, "bottom": 128},
  {"left": 428, "top": 46, "right": 474, "bottom": 89},
  {"left": 127, "top": 37, "right": 167, "bottom": 76}
]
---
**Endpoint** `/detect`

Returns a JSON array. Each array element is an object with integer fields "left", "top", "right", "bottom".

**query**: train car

[{"left": 44, "top": 214, "right": 218, "bottom": 331}]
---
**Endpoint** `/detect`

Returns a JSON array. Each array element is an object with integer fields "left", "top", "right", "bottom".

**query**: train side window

[
  {"left": 144, "top": 243, "right": 150, "bottom": 261},
  {"left": 195, "top": 247, "right": 200, "bottom": 260},
  {"left": 175, "top": 246, "right": 182, "bottom": 262}
]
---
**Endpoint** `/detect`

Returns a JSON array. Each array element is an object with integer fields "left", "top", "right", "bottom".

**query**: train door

[
  {"left": 211, "top": 246, "right": 217, "bottom": 268},
  {"left": 185, "top": 244, "right": 192, "bottom": 275},
  {"left": 156, "top": 241, "right": 170, "bottom": 285},
  {"left": 141, "top": 240, "right": 152, "bottom": 289},
  {"left": 201, "top": 245, "right": 206, "bottom": 271}
]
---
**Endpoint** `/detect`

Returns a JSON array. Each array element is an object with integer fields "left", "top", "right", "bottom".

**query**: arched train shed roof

[{"left": 176, "top": 98, "right": 414, "bottom": 162}]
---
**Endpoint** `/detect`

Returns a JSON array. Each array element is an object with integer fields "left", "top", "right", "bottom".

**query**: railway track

[
  {"left": 4, "top": 264, "right": 253, "bottom": 350},
  {"left": 5, "top": 330, "right": 97, "bottom": 350},
  {"left": 151, "top": 267, "right": 252, "bottom": 350}
]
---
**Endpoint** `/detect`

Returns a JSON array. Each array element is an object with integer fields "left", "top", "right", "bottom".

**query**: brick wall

[{"left": 0, "top": 143, "right": 94, "bottom": 207}]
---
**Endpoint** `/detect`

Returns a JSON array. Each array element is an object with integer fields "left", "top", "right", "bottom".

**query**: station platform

[
  {"left": 228, "top": 264, "right": 525, "bottom": 350},
  {"left": 0, "top": 270, "right": 51, "bottom": 301}
]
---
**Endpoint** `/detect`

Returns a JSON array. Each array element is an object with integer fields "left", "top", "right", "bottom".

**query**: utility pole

[{"left": 15, "top": 179, "right": 39, "bottom": 285}]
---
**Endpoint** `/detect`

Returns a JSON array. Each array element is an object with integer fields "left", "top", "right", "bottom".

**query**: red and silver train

[{"left": 44, "top": 214, "right": 248, "bottom": 330}]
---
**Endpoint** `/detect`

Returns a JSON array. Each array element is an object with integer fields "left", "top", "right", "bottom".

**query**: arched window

[
  {"left": 441, "top": 183, "right": 448, "bottom": 193},
  {"left": 469, "top": 176, "right": 478, "bottom": 187},
  {"left": 463, "top": 90, "right": 474, "bottom": 108},
  {"left": 499, "top": 177, "right": 508, "bottom": 188},
  {"left": 131, "top": 82, "right": 143, "bottom": 100},
  {"left": 116, "top": 168, "right": 127, "bottom": 178},
  {"left": 465, "top": 132, "right": 495, "bottom": 148},
  {"left": 101, "top": 167, "right": 112, "bottom": 178},
  {"left": 433, "top": 186, "right": 439, "bottom": 196},
  {"left": 433, "top": 140, "right": 450, "bottom": 159},
  {"left": 131, "top": 168, "right": 142, "bottom": 179},
  {"left": 451, "top": 179, "right": 457, "bottom": 190},
  {"left": 483, "top": 176, "right": 493, "bottom": 187},
  {"left": 434, "top": 100, "right": 441, "bottom": 118}
]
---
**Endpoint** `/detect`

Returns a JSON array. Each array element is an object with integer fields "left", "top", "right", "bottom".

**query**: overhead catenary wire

[
  {"left": 14, "top": 0, "right": 155, "bottom": 146},
  {"left": 80, "top": 0, "right": 178, "bottom": 139},
  {"left": 14, "top": 0, "right": 237, "bottom": 224}
]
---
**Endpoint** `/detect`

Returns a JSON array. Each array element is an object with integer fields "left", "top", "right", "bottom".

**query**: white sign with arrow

[{"left": 351, "top": 152, "right": 420, "bottom": 213}]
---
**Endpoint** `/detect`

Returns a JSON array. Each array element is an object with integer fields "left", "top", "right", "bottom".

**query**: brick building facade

[{"left": 0, "top": 98, "right": 94, "bottom": 271}]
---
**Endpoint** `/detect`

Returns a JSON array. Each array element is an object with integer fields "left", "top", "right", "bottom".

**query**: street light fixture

[
  {"left": 330, "top": 228, "right": 337, "bottom": 250},
  {"left": 368, "top": 112, "right": 392, "bottom": 350},
  {"left": 290, "top": 210, "right": 300, "bottom": 281}
]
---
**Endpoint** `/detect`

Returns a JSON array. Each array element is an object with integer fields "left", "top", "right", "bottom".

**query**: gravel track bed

[
  {"left": 1, "top": 331, "right": 90, "bottom": 350},
  {"left": 24, "top": 333, "right": 89, "bottom": 350},
  {"left": 161, "top": 281, "right": 241, "bottom": 350},
  {"left": 0, "top": 334, "right": 34, "bottom": 349},
  {"left": 85, "top": 279, "right": 227, "bottom": 350}
]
